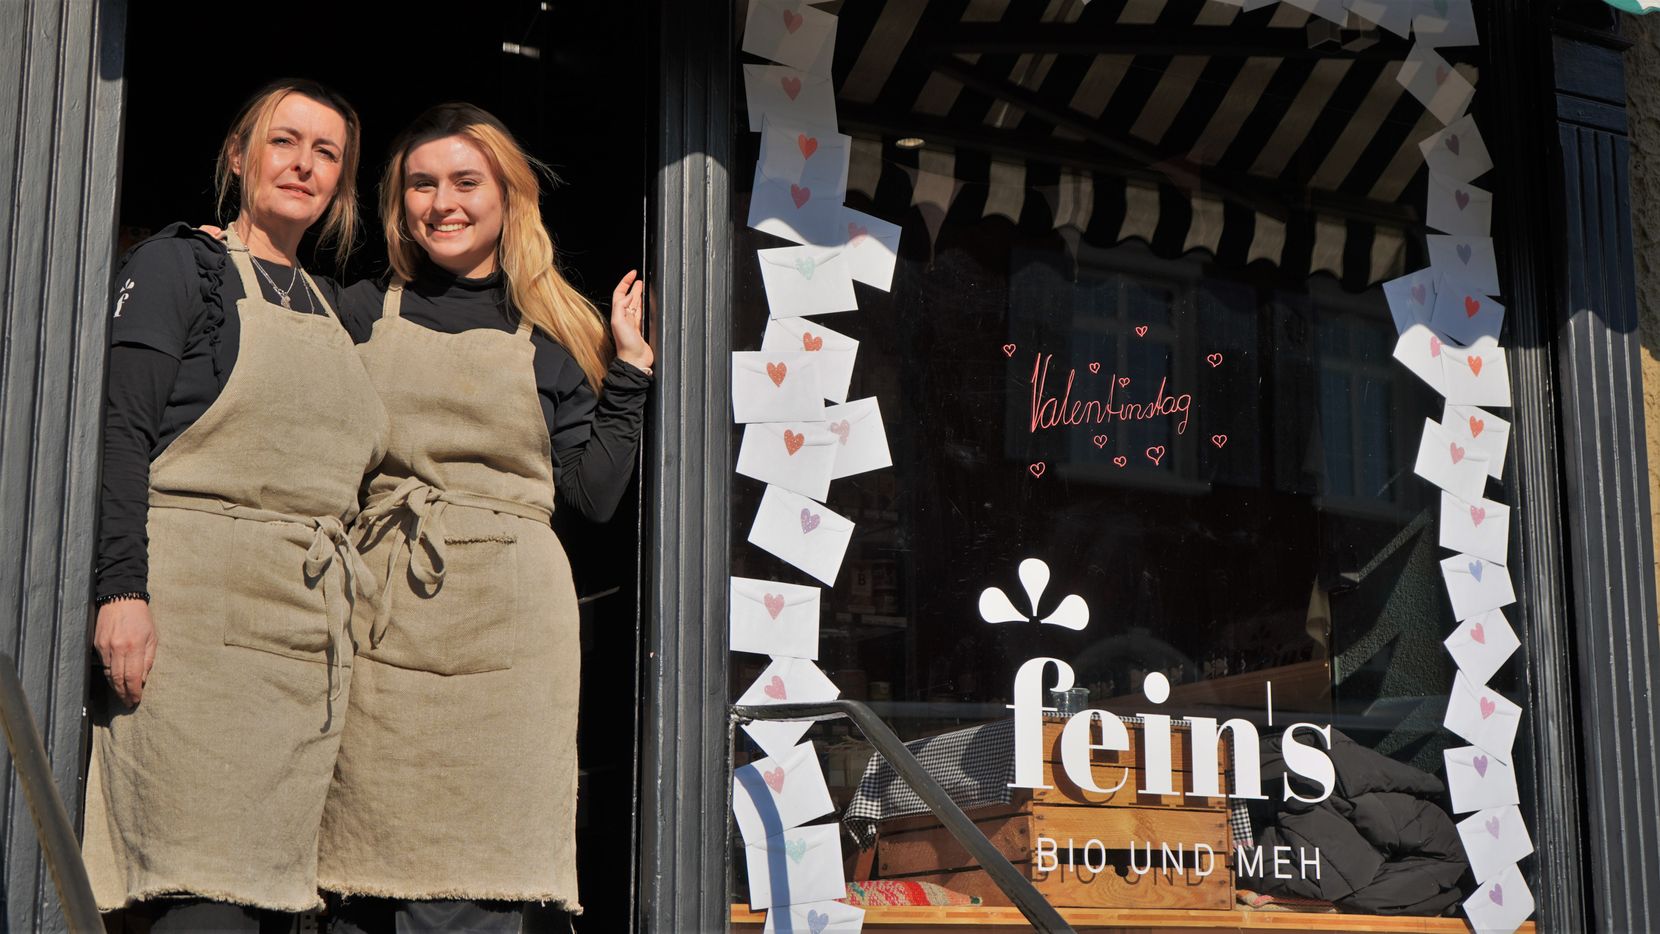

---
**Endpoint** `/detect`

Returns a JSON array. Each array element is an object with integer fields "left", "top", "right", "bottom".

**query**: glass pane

[{"left": 729, "top": 0, "right": 1526, "bottom": 925}]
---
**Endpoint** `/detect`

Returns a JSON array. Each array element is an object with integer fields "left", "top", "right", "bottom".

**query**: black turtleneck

[{"left": 335, "top": 259, "right": 651, "bottom": 525}]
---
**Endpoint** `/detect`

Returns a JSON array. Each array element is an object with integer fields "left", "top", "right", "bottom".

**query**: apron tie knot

[
  {"left": 304, "top": 514, "right": 376, "bottom": 701},
  {"left": 358, "top": 477, "right": 452, "bottom": 649}
]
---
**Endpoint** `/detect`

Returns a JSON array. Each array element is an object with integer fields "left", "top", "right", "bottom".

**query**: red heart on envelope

[
  {"left": 798, "top": 133, "right": 818, "bottom": 159},
  {"left": 802, "top": 332, "right": 823, "bottom": 351},
  {"left": 789, "top": 184, "right": 811, "bottom": 209},
  {"left": 783, "top": 9, "right": 803, "bottom": 32},
  {"left": 783, "top": 429, "right": 805, "bottom": 455},
  {"left": 767, "top": 362, "right": 788, "bottom": 386},
  {"left": 764, "top": 767, "right": 787, "bottom": 792},
  {"left": 780, "top": 76, "right": 802, "bottom": 100},
  {"left": 1469, "top": 416, "right": 1485, "bottom": 437},
  {"left": 1467, "top": 356, "right": 1484, "bottom": 377},
  {"left": 1464, "top": 296, "right": 1481, "bottom": 318},
  {"left": 764, "top": 593, "right": 785, "bottom": 618}
]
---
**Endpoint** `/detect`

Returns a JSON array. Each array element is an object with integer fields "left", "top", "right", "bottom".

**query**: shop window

[{"left": 729, "top": 0, "right": 1530, "bottom": 928}]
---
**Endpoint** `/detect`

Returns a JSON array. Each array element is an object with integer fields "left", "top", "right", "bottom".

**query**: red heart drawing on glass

[
  {"left": 1211, "top": 434, "right": 1227, "bottom": 449},
  {"left": 1470, "top": 505, "right": 1486, "bottom": 526},
  {"left": 1450, "top": 442, "right": 1466, "bottom": 464},
  {"left": 1112, "top": 456, "right": 1127, "bottom": 468},
  {"left": 783, "top": 430, "right": 805, "bottom": 456},
  {"left": 802, "top": 332, "right": 823, "bottom": 352},
  {"left": 1464, "top": 296, "right": 1481, "bottom": 317},
  {"left": 1117, "top": 377, "right": 1130, "bottom": 388},
  {"left": 1134, "top": 325, "right": 1148, "bottom": 337},
  {"left": 783, "top": 9, "right": 804, "bottom": 32},
  {"left": 830, "top": 420, "right": 850, "bottom": 444},
  {"left": 1002, "top": 343, "right": 1017, "bottom": 357},
  {"left": 789, "top": 184, "right": 811, "bottom": 209},
  {"left": 1088, "top": 362, "right": 1100, "bottom": 374},
  {"left": 1469, "top": 416, "right": 1485, "bottom": 437},
  {"left": 764, "top": 767, "right": 787, "bottom": 793},
  {"left": 767, "top": 362, "right": 788, "bottom": 386},
  {"left": 1092, "top": 435, "right": 1108, "bottom": 449},
  {"left": 1467, "top": 355, "right": 1484, "bottom": 377},
  {"left": 1471, "top": 622, "right": 1487, "bottom": 644},
  {"left": 1479, "top": 697, "right": 1497, "bottom": 719},
  {"left": 763, "top": 675, "right": 788, "bottom": 699},
  {"left": 1145, "top": 445, "right": 1165, "bottom": 466},
  {"left": 1455, "top": 190, "right": 1471, "bottom": 210},
  {"left": 764, "top": 594, "right": 785, "bottom": 619},
  {"left": 1411, "top": 284, "right": 1427, "bottom": 305},
  {"left": 780, "top": 76, "right": 802, "bottom": 100},
  {"left": 1206, "top": 352, "right": 1224, "bottom": 368},
  {"left": 1028, "top": 462, "right": 1046, "bottom": 478},
  {"left": 799, "top": 509, "right": 820, "bottom": 533},
  {"left": 1430, "top": 336, "right": 1443, "bottom": 357},
  {"left": 798, "top": 134, "right": 818, "bottom": 160},
  {"left": 848, "top": 223, "right": 869, "bottom": 245}
]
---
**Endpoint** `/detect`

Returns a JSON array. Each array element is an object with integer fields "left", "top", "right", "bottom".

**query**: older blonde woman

[
  {"left": 84, "top": 79, "right": 387, "bottom": 931},
  {"left": 318, "top": 103, "right": 651, "bottom": 931}
]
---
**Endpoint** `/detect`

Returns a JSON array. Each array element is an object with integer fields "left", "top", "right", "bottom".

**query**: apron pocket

[
  {"left": 362, "top": 507, "right": 523, "bottom": 675},
  {"left": 222, "top": 518, "right": 333, "bottom": 661}
]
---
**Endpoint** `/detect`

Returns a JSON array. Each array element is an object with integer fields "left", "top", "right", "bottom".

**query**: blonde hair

[
  {"left": 214, "top": 79, "right": 362, "bottom": 267},
  {"left": 381, "top": 103, "right": 612, "bottom": 394}
]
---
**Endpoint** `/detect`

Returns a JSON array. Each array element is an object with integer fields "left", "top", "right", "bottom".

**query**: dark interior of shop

[{"left": 116, "top": 2, "right": 649, "bottom": 926}]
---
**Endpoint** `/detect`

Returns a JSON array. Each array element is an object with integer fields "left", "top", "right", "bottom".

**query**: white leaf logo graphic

[{"left": 978, "top": 558, "right": 1090, "bottom": 630}]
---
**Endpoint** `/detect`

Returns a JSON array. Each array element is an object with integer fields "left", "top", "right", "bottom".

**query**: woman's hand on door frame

[{"left": 610, "top": 269, "right": 653, "bottom": 374}]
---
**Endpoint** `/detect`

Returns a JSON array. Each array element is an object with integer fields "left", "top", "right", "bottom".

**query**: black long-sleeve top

[{"left": 95, "top": 225, "right": 650, "bottom": 600}]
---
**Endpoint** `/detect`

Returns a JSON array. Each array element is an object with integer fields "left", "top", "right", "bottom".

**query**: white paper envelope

[
  {"left": 1456, "top": 806, "right": 1535, "bottom": 885},
  {"left": 1462, "top": 862, "right": 1534, "bottom": 934},
  {"left": 1441, "top": 553, "right": 1517, "bottom": 621},
  {"left": 750, "top": 166, "right": 850, "bottom": 247},
  {"left": 1348, "top": 0, "right": 1413, "bottom": 36},
  {"left": 1413, "top": 0, "right": 1480, "bottom": 48},
  {"left": 763, "top": 317, "right": 858, "bottom": 403},
  {"left": 1396, "top": 43, "right": 1476, "bottom": 125},
  {"left": 733, "top": 742, "right": 836, "bottom": 846},
  {"left": 1439, "top": 491, "right": 1510, "bottom": 565},
  {"left": 842, "top": 206, "right": 901, "bottom": 291},
  {"left": 822, "top": 397, "right": 892, "bottom": 480},
  {"left": 733, "top": 352, "right": 827, "bottom": 424},
  {"left": 1443, "top": 404, "right": 1510, "bottom": 480},
  {"left": 1444, "top": 671, "right": 1522, "bottom": 763},
  {"left": 748, "top": 485, "right": 855, "bottom": 585},
  {"left": 1428, "top": 235, "right": 1500, "bottom": 296},
  {"left": 1420, "top": 114, "right": 1494, "bottom": 183},
  {"left": 1430, "top": 280, "right": 1504, "bottom": 347},
  {"left": 1441, "top": 338, "right": 1512, "bottom": 408},
  {"left": 1414, "top": 418, "right": 1490, "bottom": 502},
  {"left": 1427, "top": 173, "right": 1492, "bottom": 238},
  {"left": 1444, "top": 744, "right": 1521, "bottom": 814},
  {"left": 1445, "top": 609, "right": 1521, "bottom": 687},
  {"left": 739, "top": 657, "right": 841, "bottom": 759},
  {"left": 741, "top": 0, "right": 837, "bottom": 76},
  {"left": 738, "top": 421, "right": 840, "bottom": 500},
  {"left": 758, "top": 246, "right": 859, "bottom": 318},
  {"left": 730, "top": 576, "right": 821, "bottom": 659},
  {"left": 744, "top": 64, "right": 838, "bottom": 134},
  {"left": 1383, "top": 269, "right": 1437, "bottom": 335},
  {"left": 1394, "top": 325, "right": 1450, "bottom": 395},
  {"left": 764, "top": 899, "right": 866, "bottom": 934},
  {"left": 744, "top": 823, "right": 846, "bottom": 910},
  {"left": 760, "top": 118, "right": 851, "bottom": 195}
]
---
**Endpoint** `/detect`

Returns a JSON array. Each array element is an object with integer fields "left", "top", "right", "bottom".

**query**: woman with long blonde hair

[
  {"left": 83, "top": 79, "right": 387, "bottom": 931},
  {"left": 318, "top": 102, "right": 652, "bottom": 930}
]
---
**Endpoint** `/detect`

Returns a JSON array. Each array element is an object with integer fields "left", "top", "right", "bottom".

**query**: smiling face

[
  {"left": 232, "top": 93, "right": 347, "bottom": 234},
  {"left": 401, "top": 134, "right": 504, "bottom": 279}
]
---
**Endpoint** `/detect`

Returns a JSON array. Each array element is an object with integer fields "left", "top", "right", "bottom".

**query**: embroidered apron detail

[
  {"left": 320, "top": 279, "right": 581, "bottom": 908},
  {"left": 80, "top": 227, "right": 389, "bottom": 912}
]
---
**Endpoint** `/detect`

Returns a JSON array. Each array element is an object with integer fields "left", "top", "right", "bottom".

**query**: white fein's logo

[
  {"left": 977, "top": 558, "right": 1089, "bottom": 631},
  {"left": 113, "top": 279, "right": 135, "bottom": 318}
]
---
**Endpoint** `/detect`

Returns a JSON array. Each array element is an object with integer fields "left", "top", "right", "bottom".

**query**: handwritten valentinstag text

[{"left": 1028, "top": 353, "right": 1194, "bottom": 436}]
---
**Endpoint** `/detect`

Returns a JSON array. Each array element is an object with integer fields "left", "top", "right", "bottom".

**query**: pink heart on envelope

[
  {"left": 1472, "top": 622, "right": 1487, "bottom": 644},
  {"left": 799, "top": 508, "right": 820, "bottom": 533},
  {"left": 789, "top": 185, "right": 811, "bottom": 209},
  {"left": 1450, "top": 442, "right": 1466, "bottom": 464},
  {"left": 763, "top": 675, "right": 788, "bottom": 700},
  {"left": 830, "top": 420, "right": 851, "bottom": 444},
  {"left": 1480, "top": 697, "right": 1497, "bottom": 719},
  {"left": 780, "top": 76, "right": 802, "bottom": 100},
  {"left": 782, "top": 8, "right": 803, "bottom": 32},
  {"left": 763, "top": 766, "right": 786, "bottom": 793},
  {"left": 764, "top": 593, "right": 785, "bottom": 619},
  {"left": 1470, "top": 505, "right": 1487, "bottom": 526}
]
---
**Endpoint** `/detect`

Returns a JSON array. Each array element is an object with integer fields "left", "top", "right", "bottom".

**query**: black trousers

[
  {"left": 118, "top": 899, "right": 293, "bottom": 934},
  {"left": 326, "top": 897, "right": 527, "bottom": 934}
]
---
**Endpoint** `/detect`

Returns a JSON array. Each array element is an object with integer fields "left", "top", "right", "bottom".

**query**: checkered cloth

[
  {"left": 841, "top": 718, "right": 1256, "bottom": 850},
  {"left": 843, "top": 720, "right": 1016, "bottom": 847}
]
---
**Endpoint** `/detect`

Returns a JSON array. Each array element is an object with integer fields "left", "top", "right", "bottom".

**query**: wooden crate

[{"left": 870, "top": 719, "right": 1237, "bottom": 911}]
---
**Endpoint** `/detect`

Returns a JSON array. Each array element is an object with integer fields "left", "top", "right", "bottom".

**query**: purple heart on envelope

[
  {"left": 1474, "top": 754, "right": 1489, "bottom": 777},
  {"left": 1457, "top": 243, "right": 1474, "bottom": 264},
  {"left": 1486, "top": 816, "right": 1502, "bottom": 838},
  {"left": 1447, "top": 134, "right": 1462, "bottom": 155},
  {"left": 800, "top": 508, "right": 820, "bottom": 533},
  {"left": 1469, "top": 559, "right": 1484, "bottom": 582},
  {"left": 1490, "top": 883, "right": 1504, "bottom": 906},
  {"left": 1455, "top": 190, "right": 1471, "bottom": 210},
  {"left": 809, "top": 911, "right": 830, "bottom": 934}
]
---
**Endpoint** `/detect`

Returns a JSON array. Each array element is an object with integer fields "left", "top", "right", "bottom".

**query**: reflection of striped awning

[{"left": 829, "top": 0, "right": 1479, "bottom": 286}]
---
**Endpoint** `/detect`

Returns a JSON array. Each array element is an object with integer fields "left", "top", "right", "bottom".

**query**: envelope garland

[{"left": 736, "top": 4, "right": 901, "bottom": 926}]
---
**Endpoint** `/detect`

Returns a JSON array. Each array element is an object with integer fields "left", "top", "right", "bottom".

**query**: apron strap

[
  {"left": 220, "top": 227, "right": 265, "bottom": 300},
  {"left": 515, "top": 313, "right": 534, "bottom": 339},
  {"left": 383, "top": 280, "right": 405, "bottom": 319}
]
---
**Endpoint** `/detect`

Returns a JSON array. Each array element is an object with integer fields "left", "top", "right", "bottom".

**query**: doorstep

[{"left": 730, "top": 905, "right": 1538, "bottom": 932}]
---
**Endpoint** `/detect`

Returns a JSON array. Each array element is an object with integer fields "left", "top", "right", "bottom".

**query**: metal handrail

[
  {"left": 733, "top": 699, "right": 1076, "bottom": 934},
  {"left": 0, "top": 654, "right": 101, "bottom": 932}
]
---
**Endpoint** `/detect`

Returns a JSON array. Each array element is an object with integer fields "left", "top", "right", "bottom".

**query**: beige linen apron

[
  {"left": 81, "top": 229, "right": 389, "bottom": 911},
  {"left": 318, "top": 282, "right": 581, "bottom": 910}
]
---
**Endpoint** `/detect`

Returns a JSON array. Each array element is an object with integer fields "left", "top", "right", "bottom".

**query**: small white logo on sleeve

[{"left": 113, "top": 279, "right": 135, "bottom": 318}]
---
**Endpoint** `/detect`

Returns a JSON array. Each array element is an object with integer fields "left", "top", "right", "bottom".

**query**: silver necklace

[{"left": 251, "top": 255, "right": 302, "bottom": 309}]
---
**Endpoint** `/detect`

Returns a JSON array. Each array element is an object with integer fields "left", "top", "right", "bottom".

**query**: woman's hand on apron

[
  {"left": 610, "top": 269, "right": 653, "bottom": 374},
  {"left": 93, "top": 599, "right": 158, "bottom": 706}
]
